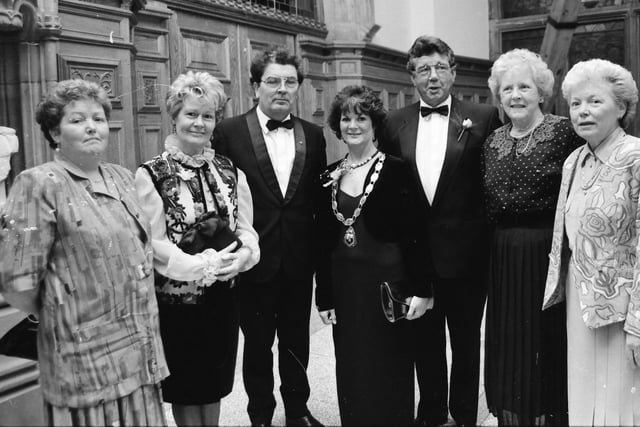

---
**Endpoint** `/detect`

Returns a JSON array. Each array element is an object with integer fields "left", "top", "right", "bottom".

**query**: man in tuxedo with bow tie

[
  {"left": 213, "top": 47, "right": 326, "bottom": 427},
  {"left": 380, "top": 36, "right": 501, "bottom": 427}
]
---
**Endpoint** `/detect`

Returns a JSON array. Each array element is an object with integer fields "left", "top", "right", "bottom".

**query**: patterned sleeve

[
  {"left": 0, "top": 169, "right": 56, "bottom": 293},
  {"left": 625, "top": 156, "right": 640, "bottom": 337},
  {"left": 235, "top": 168, "right": 260, "bottom": 271}
]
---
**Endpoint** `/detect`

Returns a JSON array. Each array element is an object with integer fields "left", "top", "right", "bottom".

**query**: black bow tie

[
  {"left": 266, "top": 119, "right": 294, "bottom": 131},
  {"left": 420, "top": 105, "right": 449, "bottom": 117}
]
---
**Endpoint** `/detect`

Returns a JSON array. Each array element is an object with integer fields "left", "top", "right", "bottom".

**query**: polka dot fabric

[{"left": 482, "top": 114, "right": 584, "bottom": 223}]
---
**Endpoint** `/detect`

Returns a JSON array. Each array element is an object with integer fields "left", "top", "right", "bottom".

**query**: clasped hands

[
  {"left": 319, "top": 296, "right": 434, "bottom": 325},
  {"left": 199, "top": 242, "right": 252, "bottom": 285}
]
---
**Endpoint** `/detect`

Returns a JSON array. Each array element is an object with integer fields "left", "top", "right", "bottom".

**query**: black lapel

[
  {"left": 245, "top": 110, "right": 284, "bottom": 202},
  {"left": 398, "top": 103, "right": 429, "bottom": 205},
  {"left": 432, "top": 98, "right": 466, "bottom": 207},
  {"left": 283, "top": 117, "right": 307, "bottom": 204}
]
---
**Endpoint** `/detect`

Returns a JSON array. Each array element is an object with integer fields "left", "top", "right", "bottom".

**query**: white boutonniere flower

[{"left": 457, "top": 118, "right": 473, "bottom": 142}]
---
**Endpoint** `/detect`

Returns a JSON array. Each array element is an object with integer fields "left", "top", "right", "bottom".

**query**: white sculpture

[{"left": 0, "top": 126, "right": 19, "bottom": 209}]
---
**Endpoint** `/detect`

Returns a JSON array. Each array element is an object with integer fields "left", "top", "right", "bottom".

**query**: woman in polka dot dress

[{"left": 482, "top": 49, "right": 583, "bottom": 426}]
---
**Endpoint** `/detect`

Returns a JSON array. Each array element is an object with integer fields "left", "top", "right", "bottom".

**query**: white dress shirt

[
  {"left": 415, "top": 96, "right": 451, "bottom": 204},
  {"left": 257, "top": 107, "right": 296, "bottom": 197}
]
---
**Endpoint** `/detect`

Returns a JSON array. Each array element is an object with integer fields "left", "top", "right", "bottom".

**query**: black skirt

[
  {"left": 484, "top": 223, "right": 567, "bottom": 426},
  {"left": 158, "top": 282, "right": 239, "bottom": 405}
]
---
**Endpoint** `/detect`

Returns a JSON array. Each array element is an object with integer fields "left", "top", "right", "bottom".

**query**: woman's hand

[
  {"left": 625, "top": 333, "right": 640, "bottom": 368},
  {"left": 319, "top": 309, "right": 337, "bottom": 325},
  {"left": 406, "top": 296, "right": 434, "bottom": 320},
  {"left": 216, "top": 245, "right": 252, "bottom": 282}
]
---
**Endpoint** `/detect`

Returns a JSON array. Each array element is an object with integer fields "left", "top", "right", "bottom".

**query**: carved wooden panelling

[
  {"left": 106, "top": 121, "right": 129, "bottom": 169},
  {"left": 182, "top": 30, "right": 230, "bottom": 81},
  {"left": 136, "top": 71, "right": 162, "bottom": 113},
  {"left": 248, "top": 40, "right": 272, "bottom": 65},
  {"left": 59, "top": 10, "right": 125, "bottom": 43},
  {"left": 135, "top": 31, "right": 164, "bottom": 57},
  {"left": 58, "top": 55, "right": 123, "bottom": 109},
  {"left": 140, "top": 125, "right": 162, "bottom": 161}
]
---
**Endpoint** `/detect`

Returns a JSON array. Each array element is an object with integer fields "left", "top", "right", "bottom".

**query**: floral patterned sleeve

[
  {"left": 235, "top": 168, "right": 260, "bottom": 271},
  {"left": 135, "top": 167, "right": 211, "bottom": 281},
  {"left": 625, "top": 157, "right": 640, "bottom": 337},
  {"left": 0, "top": 169, "right": 55, "bottom": 294}
]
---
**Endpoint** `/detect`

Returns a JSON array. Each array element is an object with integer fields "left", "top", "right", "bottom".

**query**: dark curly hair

[
  {"left": 406, "top": 36, "right": 456, "bottom": 73},
  {"left": 249, "top": 47, "right": 304, "bottom": 86},
  {"left": 327, "top": 85, "right": 387, "bottom": 141},
  {"left": 35, "top": 79, "right": 111, "bottom": 149}
]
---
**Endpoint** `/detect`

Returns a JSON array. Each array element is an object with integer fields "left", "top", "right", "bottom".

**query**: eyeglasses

[
  {"left": 414, "top": 63, "right": 452, "bottom": 77},
  {"left": 260, "top": 77, "right": 299, "bottom": 89}
]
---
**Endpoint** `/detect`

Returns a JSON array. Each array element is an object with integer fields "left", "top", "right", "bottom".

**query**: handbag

[
  {"left": 380, "top": 280, "right": 411, "bottom": 323},
  {"left": 177, "top": 211, "right": 243, "bottom": 255},
  {"left": 0, "top": 315, "right": 38, "bottom": 361}
]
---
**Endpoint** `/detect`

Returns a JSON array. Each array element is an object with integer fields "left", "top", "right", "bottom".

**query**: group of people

[{"left": 0, "top": 32, "right": 639, "bottom": 427}]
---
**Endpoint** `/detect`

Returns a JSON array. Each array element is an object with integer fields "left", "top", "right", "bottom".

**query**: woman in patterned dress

[
  {"left": 482, "top": 49, "right": 582, "bottom": 426},
  {"left": 135, "top": 71, "right": 259, "bottom": 426},
  {"left": 0, "top": 79, "right": 169, "bottom": 426},
  {"left": 544, "top": 59, "right": 640, "bottom": 426}
]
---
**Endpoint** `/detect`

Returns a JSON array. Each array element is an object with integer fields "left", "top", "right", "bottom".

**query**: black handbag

[
  {"left": 177, "top": 211, "right": 243, "bottom": 255},
  {"left": 0, "top": 315, "right": 38, "bottom": 361},
  {"left": 380, "top": 280, "right": 411, "bottom": 323}
]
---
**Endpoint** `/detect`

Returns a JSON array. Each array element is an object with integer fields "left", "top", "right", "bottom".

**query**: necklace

[
  {"left": 513, "top": 118, "right": 543, "bottom": 157},
  {"left": 341, "top": 150, "right": 379, "bottom": 173},
  {"left": 515, "top": 131, "right": 535, "bottom": 157},
  {"left": 331, "top": 153, "right": 385, "bottom": 247}
]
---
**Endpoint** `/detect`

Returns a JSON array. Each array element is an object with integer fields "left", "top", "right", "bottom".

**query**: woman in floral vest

[{"left": 135, "top": 71, "right": 260, "bottom": 426}]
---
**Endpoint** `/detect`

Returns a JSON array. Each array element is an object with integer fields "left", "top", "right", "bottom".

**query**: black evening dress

[
  {"left": 482, "top": 114, "right": 582, "bottom": 426},
  {"left": 331, "top": 190, "right": 413, "bottom": 426},
  {"left": 316, "top": 155, "right": 429, "bottom": 426}
]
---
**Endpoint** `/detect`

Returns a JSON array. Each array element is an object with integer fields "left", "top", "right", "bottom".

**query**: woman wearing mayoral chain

[{"left": 315, "top": 85, "right": 432, "bottom": 426}]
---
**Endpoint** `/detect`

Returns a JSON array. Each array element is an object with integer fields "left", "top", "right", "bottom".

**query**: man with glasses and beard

[
  {"left": 380, "top": 36, "right": 501, "bottom": 427},
  {"left": 213, "top": 47, "right": 326, "bottom": 427}
]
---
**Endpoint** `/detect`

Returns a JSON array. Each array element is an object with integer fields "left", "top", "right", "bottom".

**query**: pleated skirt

[
  {"left": 566, "top": 259, "right": 640, "bottom": 426},
  {"left": 484, "top": 225, "right": 568, "bottom": 426},
  {"left": 44, "top": 383, "right": 166, "bottom": 426}
]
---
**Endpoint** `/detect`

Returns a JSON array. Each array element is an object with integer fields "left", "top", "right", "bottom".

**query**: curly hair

[
  {"left": 488, "top": 48, "right": 554, "bottom": 104},
  {"left": 407, "top": 36, "right": 456, "bottom": 73},
  {"left": 562, "top": 59, "right": 639, "bottom": 130},
  {"left": 249, "top": 47, "right": 304, "bottom": 86},
  {"left": 166, "top": 71, "right": 228, "bottom": 120},
  {"left": 35, "top": 79, "right": 112, "bottom": 149},
  {"left": 327, "top": 85, "right": 387, "bottom": 141}
]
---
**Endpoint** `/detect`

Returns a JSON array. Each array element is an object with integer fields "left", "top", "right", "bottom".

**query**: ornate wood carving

[
  {"left": 58, "top": 55, "right": 123, "bottom": 109},
  {"left": 181, "top": 29, "right": 230, "bottom": 80}
]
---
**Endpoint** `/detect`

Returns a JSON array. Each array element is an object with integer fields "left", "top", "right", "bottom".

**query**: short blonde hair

[
  {"left": 561, "top": 59, "right": 638, "bottom": 130},
  {"left": 488, "top": 48, "right": 554, "bottom": 103},
  {"left": 166, "top": 71, "right": 227, "bottom": 120}
]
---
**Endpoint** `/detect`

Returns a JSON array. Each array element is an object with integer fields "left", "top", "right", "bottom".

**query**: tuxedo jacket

[
  {"left": 315, "top": 155, "right": 433, "bottom": 311},
  {"left": 212, "top": 106, "right": 327, "bottom": 283},
  {"left": 379, "top": 98, "right": 501, "bottom": 279}
]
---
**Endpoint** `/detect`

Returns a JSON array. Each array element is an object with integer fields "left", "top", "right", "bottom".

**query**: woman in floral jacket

[
  {"left": 543, "top": 59, "right": 640, "bottom": 426},
  {"left": 135, "top": 71, "right": 259, "bottom": 426}
]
